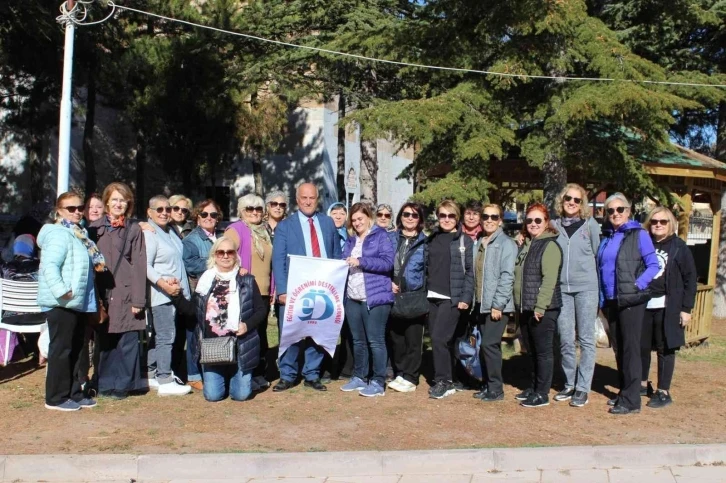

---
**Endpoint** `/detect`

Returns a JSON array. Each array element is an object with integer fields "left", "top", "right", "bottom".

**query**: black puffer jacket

[{"left": 426, "top": 225, "right": 474, "bottom": 306}]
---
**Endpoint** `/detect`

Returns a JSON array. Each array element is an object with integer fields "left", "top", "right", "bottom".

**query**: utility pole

[{"left": 57, "top": 0, "right": 75, "bottom": 196}]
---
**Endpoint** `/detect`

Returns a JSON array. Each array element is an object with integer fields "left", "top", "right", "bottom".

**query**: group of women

[{"left": 35, "top": 181, "right": 696, "bottom": 414}]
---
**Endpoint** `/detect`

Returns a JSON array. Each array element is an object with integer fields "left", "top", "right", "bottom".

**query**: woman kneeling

[{"left": 195, "top": 237, "right": 266, "bottom": 402}]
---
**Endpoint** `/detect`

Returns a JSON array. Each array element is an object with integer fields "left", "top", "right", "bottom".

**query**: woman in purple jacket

[{"left": 340, "top": 203, "right": 395, "bottom": 397}]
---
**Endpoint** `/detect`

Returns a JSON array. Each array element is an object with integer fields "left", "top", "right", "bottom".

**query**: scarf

[
  {"left": 60, "top": 219, "right": 106, "bottom": 272},
  {"left": 463, "top": 223, "right": 483, "bottom": 241},
  {"left": 560, "top": 216, "right": 582, "bottom": 227},
  {"left": 244, "top": 220, "right": 272, "bottom": 261},
  {"left": 110, "top": 215, "right": 125, "bottom": 228},
  {"left": 196, "top": 265, "right": 240, "bottom": 334}
]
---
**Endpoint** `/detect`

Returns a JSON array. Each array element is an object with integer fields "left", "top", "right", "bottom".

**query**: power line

[{"left": 62, "top": 0, "right": 726, "bottom": 89}]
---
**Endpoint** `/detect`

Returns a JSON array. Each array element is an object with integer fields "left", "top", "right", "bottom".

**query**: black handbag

[
  {"left": 199, "top": 336, "right": 237, "bottom": 365},
  {"left": 391, "top": 239, "right": 429, "bottom": 319}
]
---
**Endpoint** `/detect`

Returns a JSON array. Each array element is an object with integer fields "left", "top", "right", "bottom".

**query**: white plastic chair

[{"left": 0, "top": 279, "right": 46, "bottom": 365}]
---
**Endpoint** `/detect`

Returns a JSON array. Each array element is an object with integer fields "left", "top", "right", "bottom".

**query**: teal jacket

[{"left": 37, "top": 223, "right": 97, "bottom": 312}]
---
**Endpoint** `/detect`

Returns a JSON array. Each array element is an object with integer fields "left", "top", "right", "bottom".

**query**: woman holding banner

[{"left": 340, "top": 203, "right": 395, "bottom": 397}]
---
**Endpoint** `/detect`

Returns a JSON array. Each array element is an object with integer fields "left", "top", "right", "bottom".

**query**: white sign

[{"left": 279, "top": 255, "right": 349, "bottom": 358}]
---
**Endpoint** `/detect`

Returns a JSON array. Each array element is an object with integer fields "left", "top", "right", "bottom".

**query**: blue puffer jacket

[
  {"left": 342, "top": 225, "right": 395, "bottom": 308},
  {"left": 391, "top": 230, "right": 427, "bottom": 292}
]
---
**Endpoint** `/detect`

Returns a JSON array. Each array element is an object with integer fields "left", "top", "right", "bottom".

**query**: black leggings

[
  {"left": 606, "top": 301, "right": 646, "bottom": 410},
  {"left": 640, "top": 308, "right": 677, "bottom": 391},
  {"left": 519, "top": 309, "right": 559, "bottom": 396}
]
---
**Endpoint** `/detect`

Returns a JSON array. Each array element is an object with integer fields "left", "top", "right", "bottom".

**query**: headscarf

[{"left": 59, "top": 218, "right": 106, "bottom": 272}]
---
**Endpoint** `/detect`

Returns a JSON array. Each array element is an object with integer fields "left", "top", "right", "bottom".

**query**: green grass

[{"left": 679, "top": 336, "right": 726, "bottom": 364}]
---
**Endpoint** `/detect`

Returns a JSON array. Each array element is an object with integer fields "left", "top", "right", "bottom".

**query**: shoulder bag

[
  {"left": 200, "top": 335, "right": 237, "bottom": 365},
  {"left": 391, "top": 239, "right": 429, "bottom": 319}
]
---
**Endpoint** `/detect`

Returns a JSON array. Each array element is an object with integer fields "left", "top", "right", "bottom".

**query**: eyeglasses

[
  {"left": 199, "top": 211, "right": 220, "bottom": 219},
  {"left": 172, "top": 206, "right": 190, "bottom": 215},
  {"left": 401, "top": 212, "right": 420, "bottom": 220},
  {"left": 651, "top": 219, "right": 669, "bottom": 226},
  {"left": 245, "top": 206, "right": 264, "bottom": 213},
  {"left": 215, "top": 249, "right": 236, "bottom": 258},
  {"left": 61, "top": 205, "right": 85, "bottom": 213},
  {"left": 563, "top": 195, "right": 582, "bottom": 204},
  {"left": 377, "top": 212, "right": 392, "bottom": 219},
  {"left": 109, "top": 198, "right": 128, "bottom": 205},
  {"left": 525, "top": 217, "right": 543, "bottom": 225},
  {"left": 438, "top": 213, "right": 457, "bottom": 220},
  {"left": 153, "top": 206, "right": 172, "bottom": 214},
  {"left": 464, "top": 211, "right": 480, "bottom": 218},
  {"left": 268, "top": 201, "right": 287, "bottom": 209},
  {"left": 481, "top": 214, "right": 500, "bottom": 221},
  {"left": 607, "top": 206, "right": 627, "bottom": 215}
]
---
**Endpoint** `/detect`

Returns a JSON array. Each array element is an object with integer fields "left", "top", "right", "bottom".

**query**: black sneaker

[
  {"left": 515, "top": 388, "right": 533, "bottom": 401},
  {"left": 569, "top": 390, "right": 589, "bottom": 407},
  {"left": 553, "top": 387, "right": 575, "bottom": 402},
  {"left": 452, "top": 381, "right": 466, "bottom": 392},
  {"left": 429, "top": 381, "right": 456, "bottom": 400},
  {"left": 607, "top": 396, "right": 618, "bottom": 407},
  {"left": 609, "top": 405, "right": 640, "bottom": 415},
  {"left": 640, "top": 381, "right": 654, "bottom": 397},
  {"left": 520, "top": 392, "right": 549, "bottom": 408},
  {"left": 473, "top": 385, "right": 489, "bottom": 399},
  {"left": 646, "top": 390, "right": 673, "bottom": 409},
  {"left": 481, "top": 390, "right": 505, "bottom": 402}
]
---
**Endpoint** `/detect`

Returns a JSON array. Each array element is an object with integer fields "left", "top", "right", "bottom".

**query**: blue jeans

[
  {"left": 557, "top": 290, "right": 599, "bottom": 392},
  {"left": 186, "top": 328, "right": 201, "bottom": 382},
  {"left": 201, "top": 362, "right": 253, "bottom": 402},
  {"left": 148, "top": 303, "right": 176, "bottom": 384},
  {"left": 277, "top": 306, "right": 325, "bottom": 382},
  {"left": 345, "top": 300, "right": 390, "bottom": 386}
]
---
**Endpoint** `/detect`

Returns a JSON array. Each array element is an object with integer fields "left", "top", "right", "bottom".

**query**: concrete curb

[{"left": 2, "top": 444, "right": 726, "bottom": 481}]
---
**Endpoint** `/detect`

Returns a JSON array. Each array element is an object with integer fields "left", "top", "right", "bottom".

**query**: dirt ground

[{"left": 1, "top": 318, "right": 726, "bottom": 455}]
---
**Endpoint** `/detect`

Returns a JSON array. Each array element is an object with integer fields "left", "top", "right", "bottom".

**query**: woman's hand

[
  {"left": 491, "top": 308, "right": 502, "bottom": 321},
  {"left": 392, "top": 282, "right": 400, "bottom": 294},
  {"left": 139, "top": 221, "right": 155, "bottom": 233},
  {"left": 458, "top": 302, "right": 469, "bottom": 310},
  {"left": 346, "top": 257, "right": 360, "bottom": 267},
  {"left": 514, "top": 233, "right": 524, "bottom": 246},
  {"left": 159, "top": 278, "right": 181, "bottom": 297},
  {"left": 238, "top": 267, "right": 249, "bottom": 276},
  {"left": 131, "top": 307, "right": 142, "bottom": 315},
  {"left": 534, "top": 311, "right": 543, "bottom": 322},
  {"left": 236, "top": 323, "right": 248, "bottom": 336},
  {"left": 61, "top": 291, "right": 73, "bottom": 300},
  {"left": 680, "top": 311, "right": 692, "bottom": 327}
]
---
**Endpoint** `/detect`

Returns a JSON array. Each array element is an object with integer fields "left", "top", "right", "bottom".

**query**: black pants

[
  {"left": 427, "top": 299, "right": 461, "bottom": 383},
  {"left": 389, "top": 315, "right": 425, "bottom": 384},
  {"left": 520, "top": 309, "right": 558, "bottom": 396},
  {"left": 606, "top": 301, "right": 646, "bottom": 410},
  {"left": 253, "top": 297, "right": 271, "bottom": 379},
  {"left": 478, "top": 311, "right": 510, "bottom": 395},
  {"left": 97, "top": 328, "right": 145, "bottom": 395},
  {"left": 640, "top": 308, "right": 677, "bottom": 391},
  {"left": 45, "top": 307, "right": 86, "bottom": 406}
]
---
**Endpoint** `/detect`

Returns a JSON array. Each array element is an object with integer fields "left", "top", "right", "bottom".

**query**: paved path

[{"left": 2, "top": 444, "right": 726, "bottom": 482}]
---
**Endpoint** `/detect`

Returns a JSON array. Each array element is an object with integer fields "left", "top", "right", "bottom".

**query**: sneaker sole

[
  {"left": 44, "top": 404, "right": 80, "bottom": 412},
  {"left": 570, "top": 399, "right": 589, "bottom": 407},
  {"left": 429, "top": 389, "right": 456, "bottom": 400},
  {"left": 158, "top": 391, "right": 192, "bottom": 397},
  {"left": 78, "top": 403, "right": 97, "bottom": 408},
  {"left": 520, "top": 401, "right": 550, "bottom": 408},
  {"left": 340, "top": 386, "right": 367, "bottom": 392},
  {"left": 359, "top": 391, "right": 385, "bottom": 397},
  {"left": 392, "top": 385, "right": 416, "bottom": 393},
  {"left": 554, "top": 393, "right": 574, "bottom": 402}
]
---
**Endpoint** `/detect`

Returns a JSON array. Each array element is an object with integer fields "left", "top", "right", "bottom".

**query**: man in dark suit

[{"left": 272, "top": 183, "right": 343, "bottom": 392}]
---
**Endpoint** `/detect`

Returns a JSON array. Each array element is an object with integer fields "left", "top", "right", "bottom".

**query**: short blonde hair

[
  {"left": 603, "top": 192, "right": 632, "bottom": 212},
  {"left": 482, "top": 203, "right": 503, "bottom": 217},
  {"left": 555, "top": 183, "right": 591, "bottom": 218},
  {"left": 436, "top": 200, "right": 461, "bottom": 221},
  {"left": 643, "top": 206, "right": 678, "bottom": 237},
  {"left": 169, "top": 194, "right": 192, "bottom": 209},
  {"left": 206, "top": 236, "right": 240, "bottom": 269},
  {"left": 237, "top": 193, "right": 265, "bottom": 218}
]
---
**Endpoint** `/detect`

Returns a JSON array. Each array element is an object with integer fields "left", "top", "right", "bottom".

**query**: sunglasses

[
  {"left": 525, "top": 217, "right": 544, "bottom": 225},
  {"left": 651, "top": 219, "right": 669, "bottom": 226},
  {"left": 607, "top": 206, "right": 627, "bottom": 215},
  {"left": 401, "top": 212, "right": 420, "bottom": 220},
  {"left": 438, "top": 213, "right": 457, "bottom": 220},
  {"left": 268, "top": 201, "right": 287, "bottom": 209},
  {"left": 377, "top": 212, "right": 392, "bottom": 219},
  {"left": 563, "top": 195, "right": 582, "bottom": 204},
  {"left": 481, "top": 214, "right": 500, "bottom": 221},
  {"left": 245, "top": 206, "right": 264, "bottom": 213},
  {"left": 172, "top": 206, "right": 190, "bottom": 215},
  {"left": 199, "top": 211, "right": 220, "bottom": 219},
  {"left": 215, "top": 249, "right": 236, "bottom": 258},
  {"left": 61, "top": 205, "right": 85, "bottom": 213},
  {"left": 153, "top": 206, "right": 172, "bottom": 214}
]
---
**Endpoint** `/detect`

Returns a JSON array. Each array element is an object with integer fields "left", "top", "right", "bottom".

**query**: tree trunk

[
  {"left": 542, "top": 152, "right": 567, "bottom": 217},
  {"left": 336, "top": 92, "right": 346, "bottom": 201},
  {"left": 716, "top": 100, "right": 726, "bottom": 161},
  {"left": 360, "top": 139, "right": 378, "bottom": 204},
  {"left": 82, "top": 56, "right": 97, "bottom": 196},
  {"left": 252, "top": 151, "right": 264, "bottom": 197},
  {"left": 134, "top": 131, "right": 146, "bottom": 218}
]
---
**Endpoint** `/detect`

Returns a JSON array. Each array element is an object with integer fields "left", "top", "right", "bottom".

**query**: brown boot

[{"left": 188, "top": 380, "right": 204, "bottom": 391}]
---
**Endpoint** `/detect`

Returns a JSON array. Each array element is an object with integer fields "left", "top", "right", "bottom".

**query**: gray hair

[
  {"left": 237, "top": 193, "right": 265, "bottom": 217},
  {"left": 603, "top": 192, "right": 631, "bottom": 211},
  {"left": 295, "top": 182, "right": 319, "bottom": 198},
  {"left": 148, "top": 195, "right": 169, "bottom": 208},
  {"left": 265, "top": 190, "right": 288, "bottom": 206}
]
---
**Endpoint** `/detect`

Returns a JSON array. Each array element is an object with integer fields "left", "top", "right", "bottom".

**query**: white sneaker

[
  {"left": 157, "top": 378, "right": 192, "bottom": 397},
  {"left": 387, "top": 376, "right": 405, "bottom": 391},
  {"left": 147, "top": 378, "right": 160, "bottom": 391},
  {"left": 394, "top": 379, "right": 417, "bottom": 393}
]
